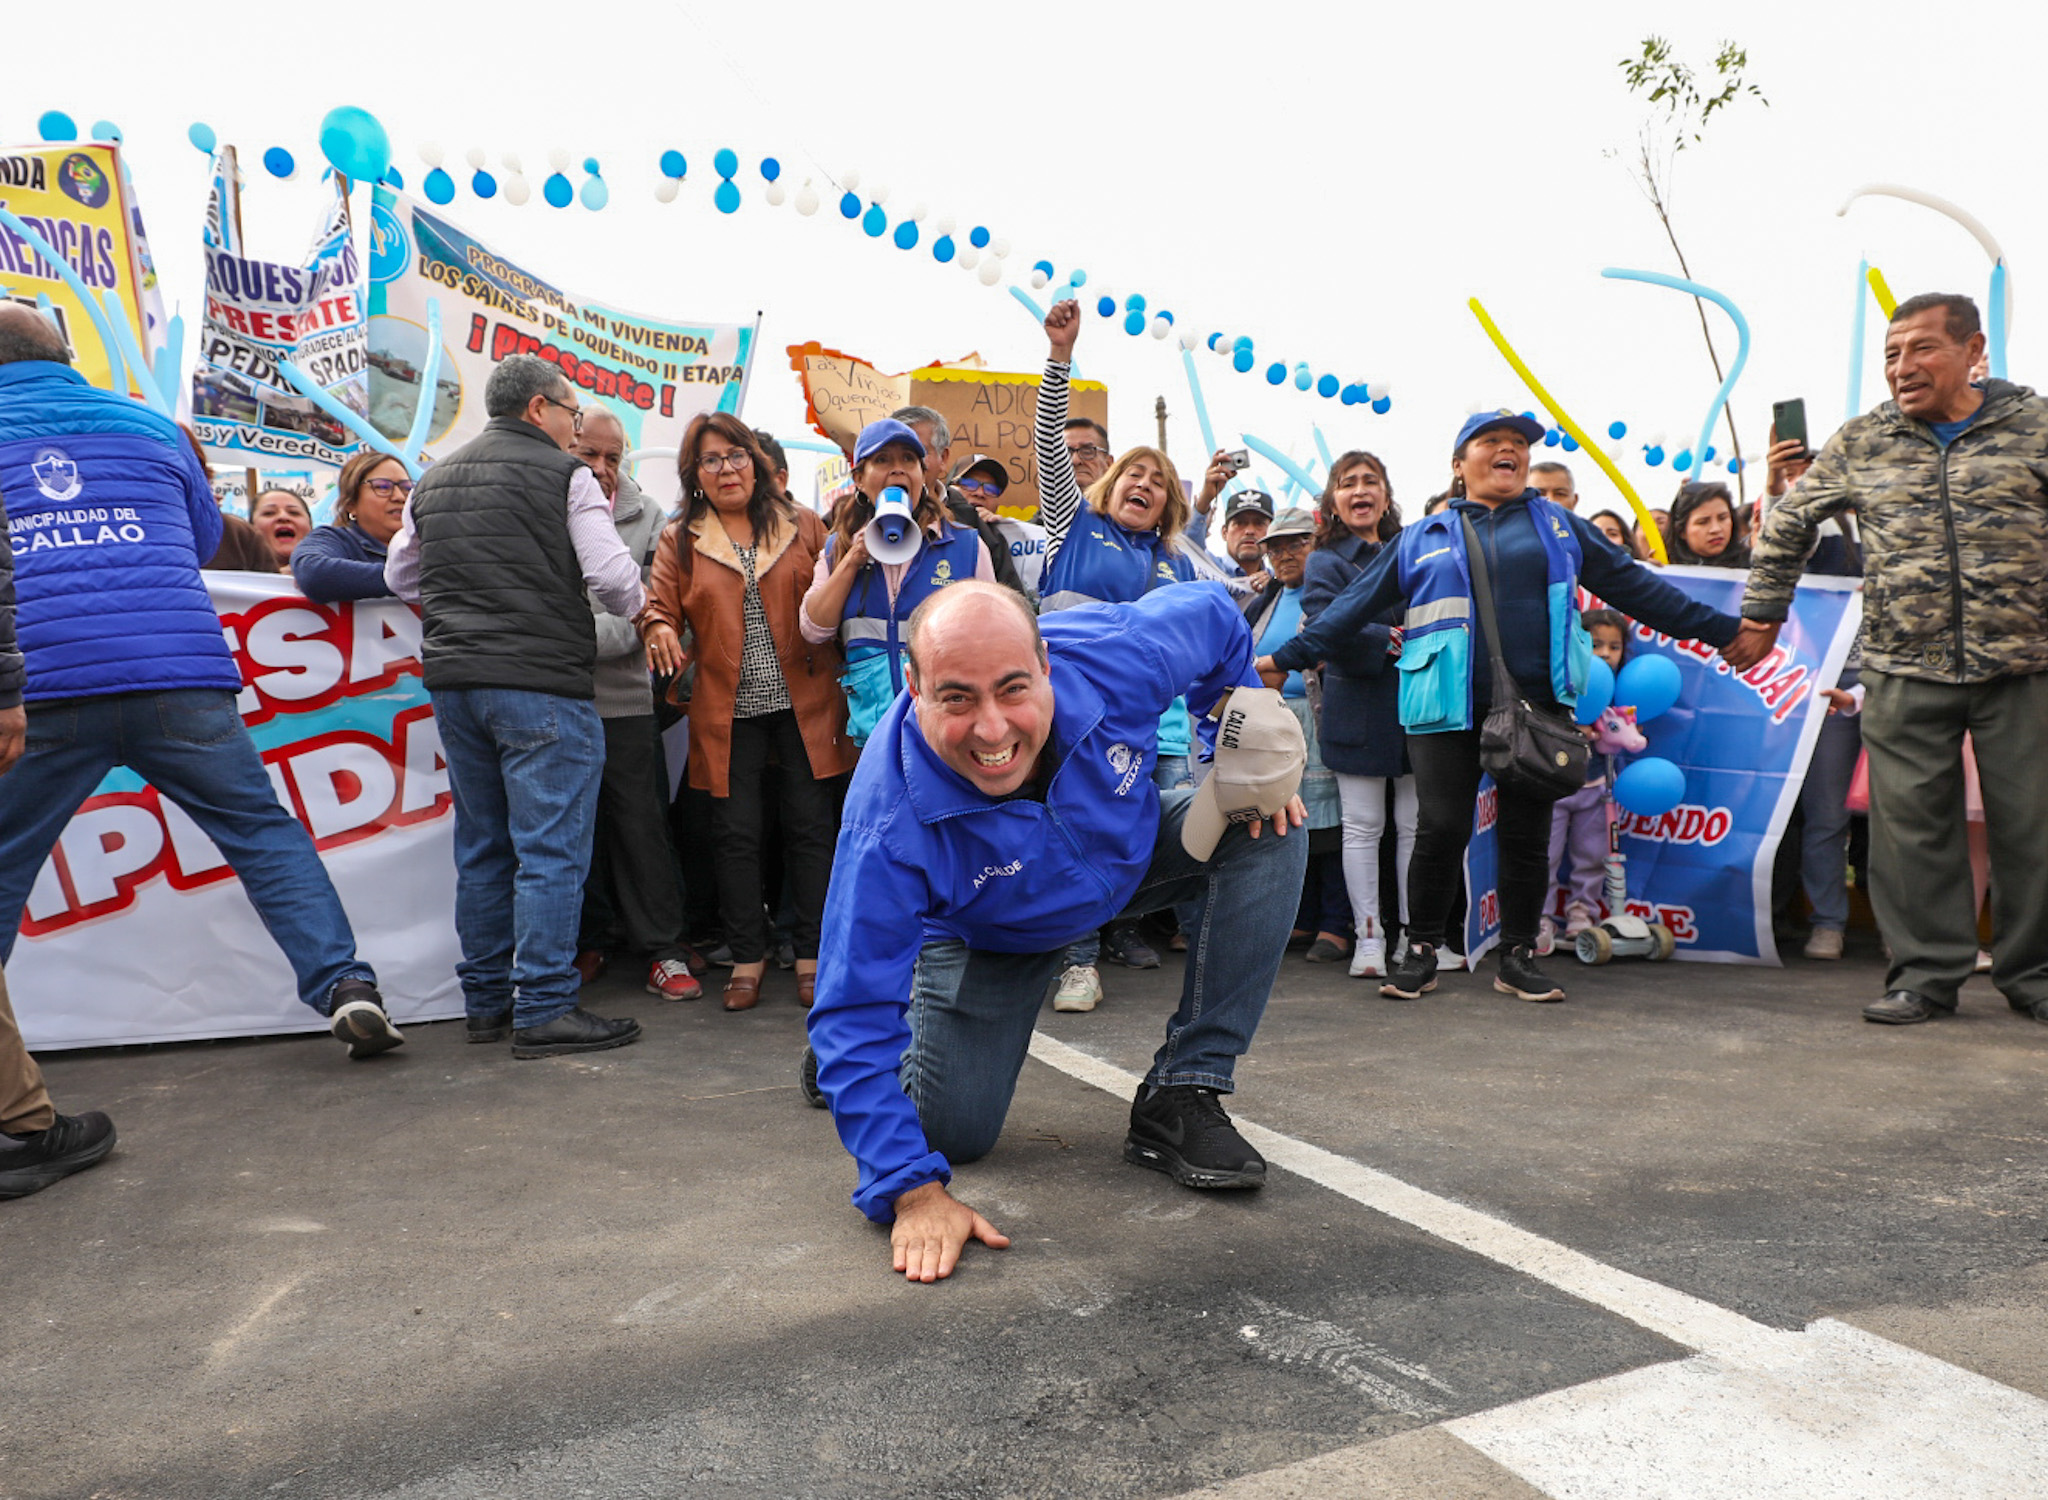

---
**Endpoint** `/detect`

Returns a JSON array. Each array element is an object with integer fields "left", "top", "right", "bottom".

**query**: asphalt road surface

[{"left": 5, "top": 931, "right": 2045, "bottom": 1499}]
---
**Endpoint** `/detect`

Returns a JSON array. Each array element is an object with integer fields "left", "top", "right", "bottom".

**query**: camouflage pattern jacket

[{"left": 1744, "top": 379, "right": 2048, "bottom": 683}]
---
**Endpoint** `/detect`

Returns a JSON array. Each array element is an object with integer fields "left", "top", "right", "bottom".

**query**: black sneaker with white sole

[
  {"left": 1495, "top": 945, "right": 1566, "bottom": 1002},
  {"left": 1123, "top": 1084, "right": 1265, "bottom": 1190},
  {"left": 329, "top": 979, "right": 405, "bottom": 1059},
  {"left": 1380, "top": 943, "right": 1438, "bottom": 1001},
  {"left": 0, "top": 1111, "right": 117, "bottom": 1199}
]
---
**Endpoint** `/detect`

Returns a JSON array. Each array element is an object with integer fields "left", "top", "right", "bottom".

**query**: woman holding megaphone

[{"left": 800, "top": 418, "right": 996, "bottom": 747}]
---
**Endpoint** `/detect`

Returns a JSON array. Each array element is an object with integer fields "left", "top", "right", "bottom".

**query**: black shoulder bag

[{"left": 1460, "top": 515, "right": 1588, "bottom": 801}]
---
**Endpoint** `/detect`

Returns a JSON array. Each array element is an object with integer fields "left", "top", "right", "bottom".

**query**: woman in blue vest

[
  {"left": 800, "top": 418, "right": 994, "bottom": 748},
  {"left": 1259, "top": 410, "right": 1745, "bottom": 1006},
  {"left": 1033, "top": 300, "right": 1233, "bottom": 1008}
]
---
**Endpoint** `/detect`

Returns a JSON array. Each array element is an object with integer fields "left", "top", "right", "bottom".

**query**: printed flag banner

[
  {"left": 367, "top": 188, "right": 754, "bottom": 467},
  {"left": 7, "top": 575, "right": 464, "bottom": 1050}
]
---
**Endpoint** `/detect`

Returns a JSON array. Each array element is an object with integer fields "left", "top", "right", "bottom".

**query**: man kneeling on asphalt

[{"left": 805, "top": 580, "right": 1308, "bottom": 1282}]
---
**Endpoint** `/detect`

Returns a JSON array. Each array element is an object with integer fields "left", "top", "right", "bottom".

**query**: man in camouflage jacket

[{"left": 1731, "top": 293, "right": 2048, "bottom": 1028}]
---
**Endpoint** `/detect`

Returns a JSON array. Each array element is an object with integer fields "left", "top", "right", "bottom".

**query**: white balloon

[
  {"left": 795, "top": 183, "right": 820, "bottom": 216},
  {"left": 1376, "top": 383, "right": 1394, "bottom": 401},
  {"left": 1030, "top": 270, "right": 1049, "bottom": 289},
  {"left": 548, "top": 148, "right": 571, "bottom": 173},
  {"left": 934, "top": 216, "right": 955, "bottom": 236},
  {"left": 840, "top": 168, "right": 860, "bottom": 191},
  {"left": 418, "top": 140, "right": 444, "bottom": 168},
  {"left": 958, "top": 245, "right": 980, "bottom": 269},
  {"left": 1365, "top": 383, "right": 1385, "bottom": 402},
  {"left": 1150, "top": 317, "right": 1172, "bottom": 340},
  {"left": 500, "top": 152, "right": 523, "bottom": 173},
  {"left": 977, "top": 259, "right": 1002, "bottom": 286},
  {"left": 504, "top": 175, "right": 531, "bottom": 206},
  {"left": 1179, "top": 330, "right": 1200, "bottom": 351},
  {"left": 990, "top": 237, "right": 1011, "bottom": 258},
  {"left": 908, "top": 200, "right": 927, "bottom": 222},
  {"left": 465, "top": 146, "right": 486, "bottom": 170},
  {"left": 766, "top": 181, "right": 787, "bottom": 207},
  {"left": 654, "top": 178, "right": 680, "bottom": 204},
  {"left": 870, "top": 181, "right": 890, "bottom": 204}
]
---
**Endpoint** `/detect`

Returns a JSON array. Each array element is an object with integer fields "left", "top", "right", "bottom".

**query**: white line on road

[{"left": 1026, "top": 1031, "right": 2048, "bottom": 1499}]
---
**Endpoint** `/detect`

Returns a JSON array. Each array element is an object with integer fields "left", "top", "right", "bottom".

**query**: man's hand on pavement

[
  {"left": 1721, "top": 619, "right": 1781, "bottom": 672},
  {"left": 890, "top": 1181, "right": 1010, "bottom": 1283}
]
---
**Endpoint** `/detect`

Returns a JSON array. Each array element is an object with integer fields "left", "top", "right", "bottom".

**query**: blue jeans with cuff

[
  {"left": 902, "top": 786, "right": 1307, "bottom": 1164},
  {"left": 432, "top": 687, "right": 604, "bottom": 1030},
  {"left": 0, "top": 689, "right": 373, "bottom": 1013}
]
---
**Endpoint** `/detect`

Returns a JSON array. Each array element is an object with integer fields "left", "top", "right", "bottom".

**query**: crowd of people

[{"left": 0, "top": 287, "right": 2042, "bottom": 1264}]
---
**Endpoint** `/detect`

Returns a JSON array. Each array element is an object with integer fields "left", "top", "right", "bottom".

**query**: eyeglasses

[
  {"left": 541, "top": 395, "right": 584, "bottom": 432},
  {"left": 1066, "top": 443, "right": 1110, "bottom": 462},
  {"left": 365, "top": 478, "right": 414, "bottom": 497},
  {"left": 957, "top": 477, "right": 1002, "bottom": 497},
  {"left": 698, "top": 449, "right": 755, "bottom": 474}
]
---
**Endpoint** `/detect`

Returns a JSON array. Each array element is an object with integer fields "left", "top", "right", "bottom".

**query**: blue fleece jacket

[
  {"left": 290, "top": 521, "right": 394, "bottom": 603},
  {"left": 806, "top": 584, "right": 1260, "bottom": 1222},
  {"left": 1, "top": 362, "right": 236, "bottom": 702}
]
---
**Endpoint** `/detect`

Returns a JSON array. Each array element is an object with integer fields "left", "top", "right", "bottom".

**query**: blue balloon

[
  {"left": 1371, "top": 396, "right": 1392, "bottom": 415},
  {"left": 384, "top": 168, "right": 404, "bottom": 190},
  {"left": 1607, "top": 420, "right": 1627, "bottom": 440},
  {"left": 1266, "top": 362, "right": 1287, "bottom": 385},
  {"left": 932, "top": 235, "right": 955, "bottom": 263},
  {"left": 760, "top": 157, "right": 781, "bottom": 181},
  {"left": 1317, "top": 374, "right": 1339, "bottom": 398},
  {"left": 581, "top": 175, "right": 611, "bottom": 211},
  {"left": 713, "top": 148, "right": 739, "bottom": 179},
  {"left": 1615, "top": 654, "right": 1682, "bottom": 723},
  {"left": 1032, "top": 259, "right": 1054, "bottom": 277},
  {"left": 424, "top": 167, "right": 456, "bottom": 205},
  {"left": 1125, "top": 293, "right": 1146, "bottom": 312},
  {"left": 1340, "top": 384, "right": 1362, "bottom": 405},
  {"left": 188, "top": 122, "right": 218, "bottom": 153},
  {"left": 1096, "top": 295, "right": 1116, "bottom": 317},
  {"left": 660, "top": 150, "right": 687, "bottom": 179},
  {"left": 969, "top": 226, "right": 991, "bottom": 248},
  {"left": 1673, "top": 449, "right": 1693, "bottom": 472},
  {"left": 1561, "top": 432, "right": 1580, "bottom": 452},
  {"left": 1123, "top": 311, "right": 1145, "bottom": 335},
  {"left": 1070, "top": 269, "right": 1087, "bottom": 287},
  {"left": 861, "top": 203, "right": 887, "bottom": 236},
  {"left": 1543, "top": 428, "right": 1561, "bottom": 447},
  {"left": 263, "top": 147, "right": 297, "bottom": 179},
  {"left": 1613, "top": 756, "right": 1686, "bottom": 818},
  {"left": 893, "top": 221, "right": 919, "bottom": 249},
  {"left": 1232, "top": 348, "right": 1255, "bottom": 374},
  {"left": 91, "top": 121, "right": 122, "bottom": 143},
  {"left": 1702, "top": 445, "right": 1716, "bottom": 462},
  {"left": 543, "top": 172, "right": 574, "bottom": 208},
  {"left": 583, "top": 157, "right": 601, "bottom": 176},
  {"left": 839, "top": 191, "right": 861, "bottom": 219},
  {"left": 714, "top": 180, "right": 741, "bottom": 214},
  {"left": 1727, "top": 456, "right": 1744, "bottom": 474},
  {"left": 471, "top": 170, "right": 498, "bottom": 199},
  {"left": 37, "top": 111, "right": 77, "bottom": 142},
  {"left": 1573, "top": 656, "right": 1616, "bottom": 725},
  {"left": 1154, "top": 309, "right": 1172, "bottom": 325},
  {"left": 318, "top": 106, "right": 392, "bottom": 184},
  {"left": 1645, "top": 445, "right": 1665, "bottom": 467},
  {"left": 1292, "top": 365, "right": 1313, "bottom": 391},
  {"left": 1207, "top": 332, "right": 1224, "bottom": 351}
]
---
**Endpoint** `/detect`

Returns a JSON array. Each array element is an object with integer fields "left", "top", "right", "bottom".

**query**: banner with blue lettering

[{"left": 1460, "top": 569, "right": 1860, "bottom": 966}]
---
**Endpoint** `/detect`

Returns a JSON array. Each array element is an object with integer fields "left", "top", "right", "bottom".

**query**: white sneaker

[
  {"left": 1052, "top": 964, "right": 1102, "bottom": 1013},
  {"left": 1535, "top": 919, "right": 1557, "bottom": 957},
  {"left": 1803, "top": 928, "right": 1844, "bottom": 961},
  {"left": 1349, "top": 939, "right": 1387, "bottom": 978},
  {"left": 1976, "top": 949, "right": 1994, "bottom": 974},
  {"left": 1438, "top": 949, "right": 1465, "bottom": 973}
]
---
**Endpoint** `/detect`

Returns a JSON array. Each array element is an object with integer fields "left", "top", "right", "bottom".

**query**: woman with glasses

[
  {"left": 290, "top": 451, "right": 412, "bottom": 603},
  {"left": 640, "top": 414, "right": 858, "bottom": 1010}
]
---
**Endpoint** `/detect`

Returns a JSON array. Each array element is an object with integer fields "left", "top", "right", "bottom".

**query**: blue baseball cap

[
  {"left": 1455, "top": 409, "right": 1547, "bottom": 452},
  {"left": 853, "top": 417, "right": 927, "bottom": 466}
]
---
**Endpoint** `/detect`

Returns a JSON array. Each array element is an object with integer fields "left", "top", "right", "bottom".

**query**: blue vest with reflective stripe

[{"left": 829, "top": 521, "right": 983, "bottom": 745}]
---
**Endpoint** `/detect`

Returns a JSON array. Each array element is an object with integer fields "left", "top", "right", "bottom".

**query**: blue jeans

[
  {"left": 902, "top": 787, "right": 1308, "bottom": 1163},
  {"left": 1063, "top": 754, "right": 1196, "bottom": 968},
  {"left": 0, "top": 690, "right": 371, "bottom": 1013},
  {"left": 433, "top": 688, "right": 604, "bottom": 1028}
]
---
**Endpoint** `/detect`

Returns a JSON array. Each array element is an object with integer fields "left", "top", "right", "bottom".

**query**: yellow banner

[{"left": 0, "top": 142, "right": 150, "bottom": 394}]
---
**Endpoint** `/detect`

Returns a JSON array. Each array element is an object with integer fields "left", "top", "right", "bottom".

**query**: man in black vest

[{"left": 384, "top": 355, "right": 648, "bottom": 1057}]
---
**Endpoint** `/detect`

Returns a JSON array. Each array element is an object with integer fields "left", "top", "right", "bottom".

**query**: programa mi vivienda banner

[
  {"left": 8, "top": 575, "right": 465, "bottom": 1049},
  {"left": 1459, "top": 569, "right": 1861, "bottom": 967}
]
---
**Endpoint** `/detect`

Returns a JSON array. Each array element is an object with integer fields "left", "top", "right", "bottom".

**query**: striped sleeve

[{"left": 1035, "top": 359, "right": 1083, "bottom": 567}]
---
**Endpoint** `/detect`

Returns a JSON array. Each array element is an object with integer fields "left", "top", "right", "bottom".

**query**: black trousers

[
  {"left": 712, "top": 710, "right": 841, "bottom": 964},
  {"left": 580, "top": 714, "right": 690, "bottom": 961},
  {"left": 1406, "top": 729, "right": 1555, "bottom": 954}
]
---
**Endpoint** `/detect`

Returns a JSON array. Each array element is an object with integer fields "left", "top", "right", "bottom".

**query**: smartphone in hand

[{"left": 1771, "top": 398, "right": 1810, "bottom": 460}]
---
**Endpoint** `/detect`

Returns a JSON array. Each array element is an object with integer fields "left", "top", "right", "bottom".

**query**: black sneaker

[
  {"left": 329, "top": 978, "right": 405, "bottom": 1059},
  {"left": 1864, "top": 989, "right": 1954, "bottom": 1025},
  {"left": 1123, "top": 1085, "right": 1265, "bottom": 1189},
  {"left": 1380, "top": 943, "right": 1438, "bottom": 1001},
  {"left": 467, "top": 1011, "right": 513, "bottom": 1044},
  {"left": 773, "top": 936, "right": 797, "bottom": 970},
  {"left": 0, "top": 1111, "right": 117, "bottom": 1199},
  {"left": 1495, "top": 945, "right": 1566, "bottom": 1002},
  {"left": 511, "top": 1007, "right": 642, "bottom": 1059},
  {"left": 1102, "top": 923, "right": 1162, "bottom": 970},
  {"left": 2012, "top": 997, "right": 2048, "bottom": 1026},
  {"left": 799, "top": 1046, "right": 828, "bottom": 1108}
]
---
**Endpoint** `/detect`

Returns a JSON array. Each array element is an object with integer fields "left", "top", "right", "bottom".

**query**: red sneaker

[{"left": 646, "top": 958, "right": 703, "bottom": 1001}]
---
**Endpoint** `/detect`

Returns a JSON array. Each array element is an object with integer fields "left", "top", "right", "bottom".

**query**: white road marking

[{"left": 1026, "top": 1031, "right": 2048, "bottom": 1498}]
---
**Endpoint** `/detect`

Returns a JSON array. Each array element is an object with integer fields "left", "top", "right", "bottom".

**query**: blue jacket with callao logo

[
  {"left": 0, "top": 361, "right": 236, "bottom": 703},
  {"left": 807, "top": 583, "right": 1259, "bottom": 1221},
  {"left": 1273, "top": 494, "right": 1740, "bottom": 730},
  {"left": 827, "top": 520, "right": 986, "bottom": 746}
]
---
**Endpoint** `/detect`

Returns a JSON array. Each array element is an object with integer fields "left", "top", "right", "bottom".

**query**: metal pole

[{"left": 1154, "top": 395, "right": 1168, "bottom": 452}]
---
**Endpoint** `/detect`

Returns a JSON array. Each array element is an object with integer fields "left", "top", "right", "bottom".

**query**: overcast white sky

[{"left": 16, "top": 0, "right": 2043, "bottom": 523}]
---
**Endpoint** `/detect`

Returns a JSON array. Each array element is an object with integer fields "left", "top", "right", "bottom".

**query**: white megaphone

[{"left": 863, "top": 485, "right": 923, "bottom": 566}]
